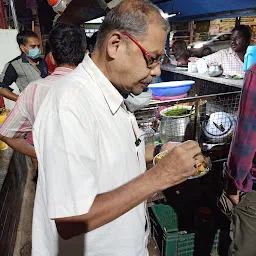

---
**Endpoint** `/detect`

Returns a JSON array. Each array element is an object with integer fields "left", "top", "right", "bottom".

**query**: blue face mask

[{"left": 26, "top": 48, "right": 41, "bottom": 59}]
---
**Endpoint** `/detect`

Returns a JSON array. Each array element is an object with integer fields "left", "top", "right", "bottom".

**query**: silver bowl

[{"left": 208, "top": 65, "right": 223, "bottom": 77}]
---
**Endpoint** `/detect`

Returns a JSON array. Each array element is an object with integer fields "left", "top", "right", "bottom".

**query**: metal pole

[{"left": 9, "top": 0, "right": 18, "bottom": 29}]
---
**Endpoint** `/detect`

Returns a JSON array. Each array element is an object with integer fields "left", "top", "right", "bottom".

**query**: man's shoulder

[
  {"left": 8, "top": 55, "right": 23, "bottom": 65},
  {"left": 214, "top": 48, "right": 230, "bottom": 56}
]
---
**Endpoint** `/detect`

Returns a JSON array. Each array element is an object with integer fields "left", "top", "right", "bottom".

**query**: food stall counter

[{"left": 160, "top": 63, "right": 243, "bottom": 96}]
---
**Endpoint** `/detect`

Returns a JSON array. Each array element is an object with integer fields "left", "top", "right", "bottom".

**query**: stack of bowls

[
  {"left": 148, "top": 80, "right": 195, "bottom": 97},
  {"left": 148, "top": 80, "right": 195, "bottom": 117}
]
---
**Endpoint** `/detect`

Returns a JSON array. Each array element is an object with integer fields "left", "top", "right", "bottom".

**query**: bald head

[{"left": 96, "top": 0, "right": 170, "bottom": 48}]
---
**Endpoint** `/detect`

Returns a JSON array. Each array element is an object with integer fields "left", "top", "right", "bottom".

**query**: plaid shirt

[
  {"left": 226, "top": 64, "right": 256, "bottom": 192},
  {"left": 204, "top": 48, "right": 244, "bottom": 76},
  {"left": 0, "top": 67, "right": 72, "bottom": 140}
]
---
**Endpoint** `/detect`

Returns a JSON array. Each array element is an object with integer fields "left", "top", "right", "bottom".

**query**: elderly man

[
  {"left": 0, "top": 24, "right": 86, "bottom": 158},
  {"left": 32, "top": 1, "right": 203, "bottom": 255},
  {"left": 170, "top": 39, "right": 190, "bottom": 66},
  {"left": 204, "top": 25, "right": 252, "bottom": 76},
  {"left": 0, "top": 29, "right": 48, "bottom": 101}
]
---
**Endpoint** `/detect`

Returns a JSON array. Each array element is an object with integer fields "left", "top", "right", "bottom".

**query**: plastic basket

[
  {"left": 149, "top": 204, "right": 220, "bottom": 256},
  {"left": 150, "top": 204, "right": 178, "bottom": 233},
  {"left": 211, "top": 229, "right": 220, "bottom": 255}
]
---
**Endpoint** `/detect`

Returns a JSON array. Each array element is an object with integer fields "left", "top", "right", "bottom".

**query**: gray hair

[{"left": 96, "top": 0, "right": 170, "bottom": 47}]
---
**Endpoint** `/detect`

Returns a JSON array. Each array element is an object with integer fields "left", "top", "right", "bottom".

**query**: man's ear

[
  {"left": 49, "top": 52, "right": 56, "bottom": 66},
  {"left": 20, "top": 44, "right": 26, "bottom": 54},
  {"left": 106, "top": 32, "right": 123, "bottom": 60}
]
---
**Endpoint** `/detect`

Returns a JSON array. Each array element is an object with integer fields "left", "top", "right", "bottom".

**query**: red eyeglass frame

[{"left": 121, "top": 32, "right": 160, "bottom": 67}]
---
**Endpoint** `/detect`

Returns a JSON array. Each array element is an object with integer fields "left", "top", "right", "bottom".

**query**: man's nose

[{"left": 150, "top": 63, "right": 161, "bottom": 77}]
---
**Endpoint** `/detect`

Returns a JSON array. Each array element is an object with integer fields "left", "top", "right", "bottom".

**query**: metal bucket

[
  {"left": 159, "top": 106, "right": 192, "bottom": 143},
  {"left": 176, "top": 100, "right": 207, "bottom": 122}
]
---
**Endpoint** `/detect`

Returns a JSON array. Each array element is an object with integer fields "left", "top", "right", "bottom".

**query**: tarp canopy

[
  {"left": 153, "top": 0, "right": 256, "bottom": 21},
  {"left": 58, "top": 0, "right": 256, "bottom": 24}
]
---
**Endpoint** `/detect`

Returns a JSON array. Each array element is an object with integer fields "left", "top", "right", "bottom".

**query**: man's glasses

[{"left": 121, "top": 32, "right": 169, "bottom": 68}]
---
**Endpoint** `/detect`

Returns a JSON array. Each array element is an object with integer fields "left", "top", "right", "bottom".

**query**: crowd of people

[{"left": 0, "top": 0, "right": 255, "bottom": 255}]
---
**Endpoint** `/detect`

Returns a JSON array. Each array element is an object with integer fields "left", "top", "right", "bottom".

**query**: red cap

[{"left": 48, "top": 0, "right": 59, "bottom": 6}]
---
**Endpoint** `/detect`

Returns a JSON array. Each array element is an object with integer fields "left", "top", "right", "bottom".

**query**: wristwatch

[{"left": 153, "top": 143, "right": 163, "bottom": 158}]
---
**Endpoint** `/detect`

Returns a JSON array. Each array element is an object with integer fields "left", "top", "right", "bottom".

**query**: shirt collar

[
  {"left": 81, "top": 54, "right": 123, "bottom": 115},
  {"left": 228, "top": 47, "right": 237, "bottom": 56},
  {"left": 51, "top": 67, "right": 73, "bottom": 76}
]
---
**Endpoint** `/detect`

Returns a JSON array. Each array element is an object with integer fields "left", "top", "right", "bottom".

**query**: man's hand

[
  {"left": 161, "top": 141, "right": 180, "bottom": 152},
  {"left": 228, "top": 190, "right": 240, "bottom": 205},
  {"left": 151, "top": 140, "right": 203, "bottom": 190},
  {"left": 145, "top": 142, "right": 179, "bottom": 163}
]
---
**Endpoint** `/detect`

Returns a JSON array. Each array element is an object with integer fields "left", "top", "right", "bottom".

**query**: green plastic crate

[
  {"left": 149, "top": 204, "right": 220, "bottom": 256},
  {"left": 149, "top": 204, "right": 194, "bottom": 256},
  {"left": 151, "top": 223, "right": 195, "bottom": 256},
  {"left": 150, "top": 204, "right": 178, "bottom": 233},
  {"left": 211, "top": 230, "right": 220, "bottom": 255}
]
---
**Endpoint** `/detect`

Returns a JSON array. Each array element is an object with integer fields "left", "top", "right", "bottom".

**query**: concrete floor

[
  {"left": 0, "top": 147, "right": 12, "bottom": 190},
  {"left": 13, "top": 158, "right": 35, "bottom": 256}
]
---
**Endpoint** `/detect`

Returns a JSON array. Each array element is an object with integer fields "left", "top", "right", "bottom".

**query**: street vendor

[
  {"left": 203, "top": 25, "right": 252, "bottom": 76},
  {"left": 31, "top": 1, "right": 204, "bottom": 255}
]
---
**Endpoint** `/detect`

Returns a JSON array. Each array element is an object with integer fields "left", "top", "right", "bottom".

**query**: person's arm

[
  {"left": 0, "top": 93, "right": 34, "bottom": 156},
  {"left": 0, "top": 63, "right": 19, "bottom": 101},
  {"left": 203, "top": 51, "right": 221, "bottom": 66},
  {"left": 0, "top": 88, "right": 18, "bottom": 101},
  {"left": 226, "top": 65, "right": 256, "bottom": 201},
  {"left": 55, "top": 141, "right": 202, "bottom": 240},
  {"left": 0, "top": 135, "right": 36, "bottom": 158}
]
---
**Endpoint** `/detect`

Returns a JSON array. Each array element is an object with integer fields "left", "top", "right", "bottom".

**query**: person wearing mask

[
  {"left": 0, "top": 29, "right": 48, "bottom": 101},
  {"left": 31, "top": 1, "right": 203, "bottom": 255},
  {"left": 0, "top": 24, "right": 86, "bottom": 159},
  {"left": 203, "top": 25, "right": 252, "bottom": 76},
  {"left": 170, "top": 39, "right": 190, "bottom": 66}
]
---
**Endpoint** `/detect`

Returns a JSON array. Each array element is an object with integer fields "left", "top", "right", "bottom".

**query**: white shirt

[{"left": 32, "top": 55, "right": 148, "bottom": 256}]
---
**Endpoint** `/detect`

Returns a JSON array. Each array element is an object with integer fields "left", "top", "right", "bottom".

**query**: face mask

[
  {"left": 25, "top": 48, "right": 41, "bottom": 59},
  {"left": 124, "top": 90, "right": 152, "bottom": 112}
]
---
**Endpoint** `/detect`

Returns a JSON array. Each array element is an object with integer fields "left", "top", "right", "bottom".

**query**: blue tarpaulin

[
  {"left": 153, "top": 0, "right": 256, "bottom": 21},
  {"left": 59, "top": 0, "right": 256, "bottom": 24}
]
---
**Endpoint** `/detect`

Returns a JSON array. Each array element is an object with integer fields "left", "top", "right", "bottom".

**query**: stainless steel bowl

[
  {"left": 159, "top": 106, "right": 192, "bottom": 143},
  {"left": 208, "top": 65, "right": 223, "bottom": 77}
]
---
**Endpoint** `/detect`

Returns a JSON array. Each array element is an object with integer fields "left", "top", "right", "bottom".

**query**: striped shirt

[
  {"left": 0, "top": 53, "right": 48, "bottom": 92},
  {"left": 204, "top": 48, "right": 244, "bottom": 76},
  {"left": 0, "top": 67, "right": 72, "bottom": 140},
  {"left": 226, "top": 64, "right": 256, "bottom": 192}
]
